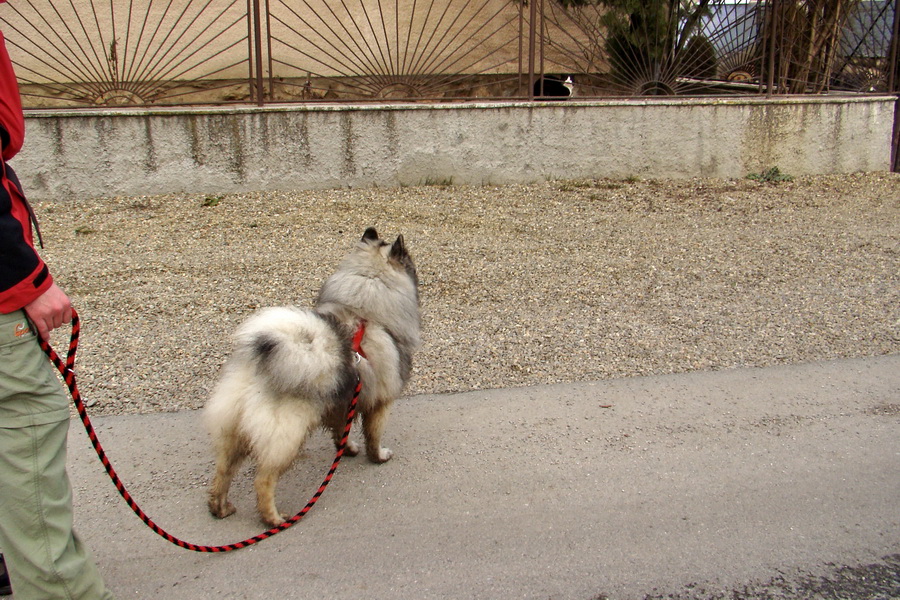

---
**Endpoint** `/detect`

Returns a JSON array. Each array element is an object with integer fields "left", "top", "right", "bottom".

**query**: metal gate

[{"left": 0, "top": 0, "right": 897, "bottom": 110}]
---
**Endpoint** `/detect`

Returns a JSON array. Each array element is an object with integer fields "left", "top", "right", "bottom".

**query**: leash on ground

[{"left": 39, "top": 308, "right": 359, "bottom": 553}]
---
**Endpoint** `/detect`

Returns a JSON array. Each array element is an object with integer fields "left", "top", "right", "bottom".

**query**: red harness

[{"left": 351, "top": 319, "right": 367, "bottom": 359}]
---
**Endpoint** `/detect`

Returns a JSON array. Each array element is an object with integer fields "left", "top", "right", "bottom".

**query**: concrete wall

[{"left": 13, "top": 96, "right": 895, "bottom": 201}]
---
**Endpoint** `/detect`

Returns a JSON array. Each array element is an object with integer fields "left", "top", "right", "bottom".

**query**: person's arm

[
  {"left": 0, "top": 168, "right": 70, "bottom": 339},
  {"left": 0, "top": 26, "right": 72, "bottom": 338}
]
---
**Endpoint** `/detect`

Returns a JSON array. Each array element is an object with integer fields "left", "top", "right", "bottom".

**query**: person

[
  {"left": 0, "top": 12, "right": 114, "bottom": 600},
  {"left": 0, "top": 554, "right": 11, "bottom": 596}
]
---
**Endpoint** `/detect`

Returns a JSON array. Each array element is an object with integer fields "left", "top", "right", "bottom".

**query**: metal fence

[{"left": 0, "top": 0, "right": 897, "bottom": 109}]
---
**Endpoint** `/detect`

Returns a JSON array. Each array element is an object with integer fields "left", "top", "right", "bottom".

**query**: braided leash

[{"left": 39, "top": 308, "right": 359, "bottom": 553}]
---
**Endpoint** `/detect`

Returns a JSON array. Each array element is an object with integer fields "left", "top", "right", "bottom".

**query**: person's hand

[{"left": 23, "top": 283, "right": 72, "bottom": 340}]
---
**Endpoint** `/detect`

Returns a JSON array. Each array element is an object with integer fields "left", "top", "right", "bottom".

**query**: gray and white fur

[{"left": 205, "top": 228, "right": 420, "bottom": 526}]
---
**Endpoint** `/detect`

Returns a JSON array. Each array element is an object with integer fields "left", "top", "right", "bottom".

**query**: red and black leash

[{"left": 39, "top": 308, "right": 359, "bottom": 553}]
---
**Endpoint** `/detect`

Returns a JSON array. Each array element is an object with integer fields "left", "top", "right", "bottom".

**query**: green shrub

[{"left": 747, "top": 167, "right": 794, "bottom": 183}]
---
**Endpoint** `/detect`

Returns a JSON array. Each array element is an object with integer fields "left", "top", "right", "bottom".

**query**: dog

[{"left": 204, "top": 227, "right": 420, "bottom": 526}]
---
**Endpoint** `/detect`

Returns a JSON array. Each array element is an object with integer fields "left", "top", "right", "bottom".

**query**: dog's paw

[
  {"left": 344, "top": 440, "right": 360, "bottom": 456},
  {"left": 262, "top": 513, "right": 287, "bottom": 528},
  {"left": 368, "top": 447, "right": 393, "bottom": 464},
  {"left": 208, "top": 499, "right": 237, "bottom": 519}
]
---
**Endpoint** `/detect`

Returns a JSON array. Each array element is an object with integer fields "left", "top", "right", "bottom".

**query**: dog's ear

[
  {"left": 389, "top": 235, "right": 406, "bottom": 260},
  {"left": 389, "top": 235, "right": 417, "bottom": 286},
  {"left": 362, "top": 227, "right": 379, "bottom": 242}
]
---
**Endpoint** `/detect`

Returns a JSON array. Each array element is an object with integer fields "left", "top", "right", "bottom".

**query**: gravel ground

[{"left": 33, "top": 172, "right": 899, "bottom": 416}]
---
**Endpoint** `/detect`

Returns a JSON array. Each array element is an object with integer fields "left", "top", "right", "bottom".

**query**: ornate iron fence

[{"left": 0, "top": 0, "right": 897, "bottom": 108}]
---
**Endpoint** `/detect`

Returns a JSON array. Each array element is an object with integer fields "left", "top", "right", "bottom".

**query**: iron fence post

[
  {"left": 889, "top": 0, "right": 900, "bottom": 171},
  {"left": 528, "top": 0, "right": 537, "bottom": 100},
  {"left": 250, "top": 0, "right": 265, "bottom": 105},
  {"left": 266, "top": 0, "right": 274, "bottom": 101},
  {"left": 766, "top": 0, "right": 778, "bottom": 96}
]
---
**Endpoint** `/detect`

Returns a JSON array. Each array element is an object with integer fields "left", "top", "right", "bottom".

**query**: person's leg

[
  {"left": 0, "top": 310, "right": 114, "bottom": 600},
  {"left": 0, "top": 553, "right": 12, "bottom": 595}
]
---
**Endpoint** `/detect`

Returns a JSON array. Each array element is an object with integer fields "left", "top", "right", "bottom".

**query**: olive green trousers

[{"left": 0, "top": 310, "right": 113, "bottom": 599}]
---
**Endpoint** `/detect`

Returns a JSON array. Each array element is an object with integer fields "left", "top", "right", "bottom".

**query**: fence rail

[{"left": 0, "top": 0, "right": 896, "bottom": 109}]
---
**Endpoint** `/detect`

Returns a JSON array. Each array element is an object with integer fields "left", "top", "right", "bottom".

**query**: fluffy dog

[{"left": 205, "top": 228, "right": 420, "bottom": 526}]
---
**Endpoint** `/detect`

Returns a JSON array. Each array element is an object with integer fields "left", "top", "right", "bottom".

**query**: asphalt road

[{"left": 52, "top": 355, "right": 900, "bottom": 599}]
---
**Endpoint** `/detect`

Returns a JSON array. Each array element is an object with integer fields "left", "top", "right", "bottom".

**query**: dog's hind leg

[
  {"left": 254, "top": 404, "right": 321, "bottom": 526},
  {"left": 362, "top": 400, "right": 395, "bottom": 463},
  {"left": 208, "top": 435, "right": 248, "bottom": 519},
  {"left": 254, "top": 460, "right": 295, "bottom": 527}
]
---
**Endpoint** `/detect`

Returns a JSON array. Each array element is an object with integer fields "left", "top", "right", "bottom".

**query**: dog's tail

[{"left": 233, "top": 307, "right": 349, "bottom": 398}]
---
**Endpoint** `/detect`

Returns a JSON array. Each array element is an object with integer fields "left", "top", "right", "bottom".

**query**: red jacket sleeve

[
  {"left": 0, "top": 26, "right": 53, "bottom": 314},
  {"left": 0, "top": 30, "right": 24, "bottom": 160}
]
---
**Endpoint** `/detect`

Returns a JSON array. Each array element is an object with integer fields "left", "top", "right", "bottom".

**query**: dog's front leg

[
  {"left": 362, "top": 400, "right": 395, "bottom": 463},
  {"left": 331, "top": 424, "right": 360, "bottom": 456}
]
